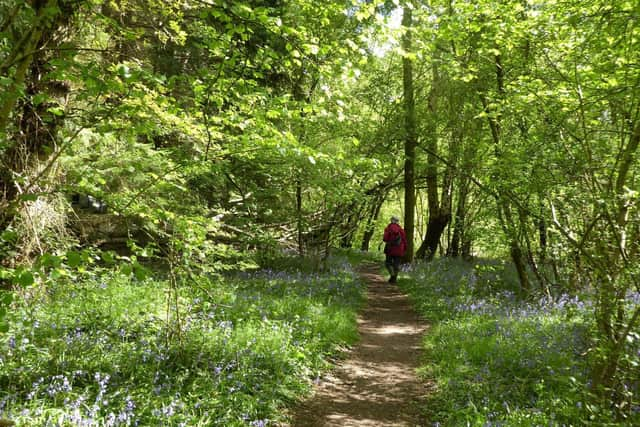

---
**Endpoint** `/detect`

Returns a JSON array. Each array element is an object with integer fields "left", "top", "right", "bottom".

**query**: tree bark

[
  {"left": 296, "top": 180, "right": 304, "bottom": 256},
  {"left": 401, "top": 5, "right": 416, "bottom": 263},
  {"left": 415, "top": 46, "right": 452, "bottom": 261},
  {"left": 450, "top": 176, "right": 469, "bottom": 257},
  {"left": 538, "top": 199, "right": 548, "bottom": 262}
]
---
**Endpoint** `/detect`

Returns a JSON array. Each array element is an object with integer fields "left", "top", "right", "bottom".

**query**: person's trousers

[{"left": 385, "top": 255, "right": 401, "bottom": 281}]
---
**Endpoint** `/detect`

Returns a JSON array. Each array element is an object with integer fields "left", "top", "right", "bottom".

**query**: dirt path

[{"left": 287, "top": 263, "right": 429, "bottom": 426}]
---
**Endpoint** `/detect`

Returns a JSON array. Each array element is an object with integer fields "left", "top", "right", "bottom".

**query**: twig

[{"left": 550, "top": 200, "right": 604, "bottom": 270}]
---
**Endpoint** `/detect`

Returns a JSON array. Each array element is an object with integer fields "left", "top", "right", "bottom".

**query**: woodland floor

[{"left": 286, "top": 263, "right": 430, "bottom": 426}]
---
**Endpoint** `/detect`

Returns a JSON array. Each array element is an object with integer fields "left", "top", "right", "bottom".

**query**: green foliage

[
  {"left": 1, "top": 0, "right": 639, "bottom": 421},
  {"left": 0, "top": 254, "right": 364, "bottom": 426},
  {"left": 399, "top": 259, "right": 637, "bottom": 426},
  {"left": 0, "top": 291, "right": 11, "bottom": 333}
]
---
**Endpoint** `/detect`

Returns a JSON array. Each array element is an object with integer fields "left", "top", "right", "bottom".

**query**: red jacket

[{"left": 383, "top": 222, "right": 407, "bottom": 257}]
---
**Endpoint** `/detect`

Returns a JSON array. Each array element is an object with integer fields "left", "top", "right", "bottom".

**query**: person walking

[{"left": 383, "top": 216, "right": 407, "bottom": 283}]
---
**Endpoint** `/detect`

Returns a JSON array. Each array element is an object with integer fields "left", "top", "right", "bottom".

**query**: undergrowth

[
  {"left": 0, "top": 252, "right": 365, "bottom": 426},
  {"left": 400, "top": 258, "right": 640, "bottom": 426}
]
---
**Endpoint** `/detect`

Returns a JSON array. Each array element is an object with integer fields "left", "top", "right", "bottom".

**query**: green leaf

[
  {"left": 1, "top": 292, "right": 12, "bottom": 305},
  {"left": 236, "top": 4, "right": 252, "bottom": 14},
  {"left": 101, "top": 251, "right": 116, "bottom": 264},
  {"left": 0, "top": 268, "right": 12, "bottom": 280},
  {"left": 133, "top": 264, "right": 148, "bottom": 281},
  {"left": 39, "top": 254, "right": 62, "bottom": 268},
  {"left": 66, "top": 251, "right": 82, "bottom": 268},
  {"left": 1, "top": 231, "right": 18, "bottom": 243},
  {"left": 117, "top": 64, "right": 131, "bottom": 79},
  {"left": 120, "top": 264, "right": 133, "bottom": 276},
  {"left": 50, "top": 268, "right": 67, "bottom": 279},
  {"left": 303, "top": 44, "right": 319, "bottom": 55},
  {"left": 15, "top": 270, "right": 34, "bottom": 287},
  {"left": 32, "top": 93, "right": 49, "bottom": 106},
  {"left": 19, "top": 193, "right": 39, "bottom": 202},
  {"left": 47, "top": 106, "right": 65, "bottom": 116}
]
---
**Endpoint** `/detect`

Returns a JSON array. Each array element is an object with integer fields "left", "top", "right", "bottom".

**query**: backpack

[
  {"left": 385, "top": 229, "right": 402, "bottom": 246},
  {"left": 390, "top": 231, "right": 401, "bottom": 246}
]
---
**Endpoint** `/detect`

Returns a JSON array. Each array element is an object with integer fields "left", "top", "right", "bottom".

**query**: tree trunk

[
  {"left": 417, "top": 215, "right": 450, "bottom": 261},
  {"left": 450, "top": 177, "right": 469, "bottom": 257},
  {"left": 461, "top": 237, "right": 472, "bottom": 260},
  {"left": 296, "top": 180, "right": 304, "bottom": 256},
  {"left": 401, "top": 5, "right": 416, "bottom": 263},
  {"left": 415, "top": 47, "right": 452, "bottom": 261},
  {"left": 510, "top": 240, "right": 529, "bottom": 292},
  {"left": 521, "top": 209, "right": 549, "bottom": 294},
  {"left": 538, "top": 199, "right": 548, "bottom": 262}
]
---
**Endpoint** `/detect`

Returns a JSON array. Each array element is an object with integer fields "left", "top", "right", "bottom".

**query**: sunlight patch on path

[{"left": 286, "top": 263, "right": 430, "bottom": 426}]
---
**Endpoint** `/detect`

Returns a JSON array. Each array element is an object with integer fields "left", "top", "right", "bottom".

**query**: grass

[
  {"left": 0, "top": 252, "right": 365, "bottom": 426},
  {"left": 399, "top": 258, "right": 640, "bottom": 426}
]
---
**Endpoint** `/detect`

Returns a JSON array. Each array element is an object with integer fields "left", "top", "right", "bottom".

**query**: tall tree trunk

[
  {"left": 450, "top": 176, "right": 469, "bottom": 257},
  {"left": 296, "top": 180, "right": 304, "bottom": 256},
  {"left": 461, "top": 237, "right": 472, "bottom": 260},
  {"left": 401, "top": 5, "right": 416, "bottom": 263},
  {"left": 520, "top": 207, "right": 548, "bottom": 294},
  {"left": 538, "top": 198, "right": 548, "bottom": 262},
  {"left": 415, "top": 49, "right": 452, "bottom": 261}
]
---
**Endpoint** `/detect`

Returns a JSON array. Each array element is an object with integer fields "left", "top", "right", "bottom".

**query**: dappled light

[
  {"left": 1, "top": 0, "right": 639, "bottom": 425},
  {"left": 289, "top": 264, "right": 428, "bottom": 426}
]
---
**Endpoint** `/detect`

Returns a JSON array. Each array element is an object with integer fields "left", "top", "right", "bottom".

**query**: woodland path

[{"left": 287, "top": 263, "right": 430, "bottom": 426}]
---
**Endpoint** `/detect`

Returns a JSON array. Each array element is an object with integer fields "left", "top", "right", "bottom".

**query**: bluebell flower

[{"left": 46, "top": 374, "right": 72, "bottom": 397}]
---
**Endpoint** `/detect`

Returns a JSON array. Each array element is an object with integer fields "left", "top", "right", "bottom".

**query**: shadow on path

[{"left": 286, "top": 263, "right": 430, "bottom": 426}]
